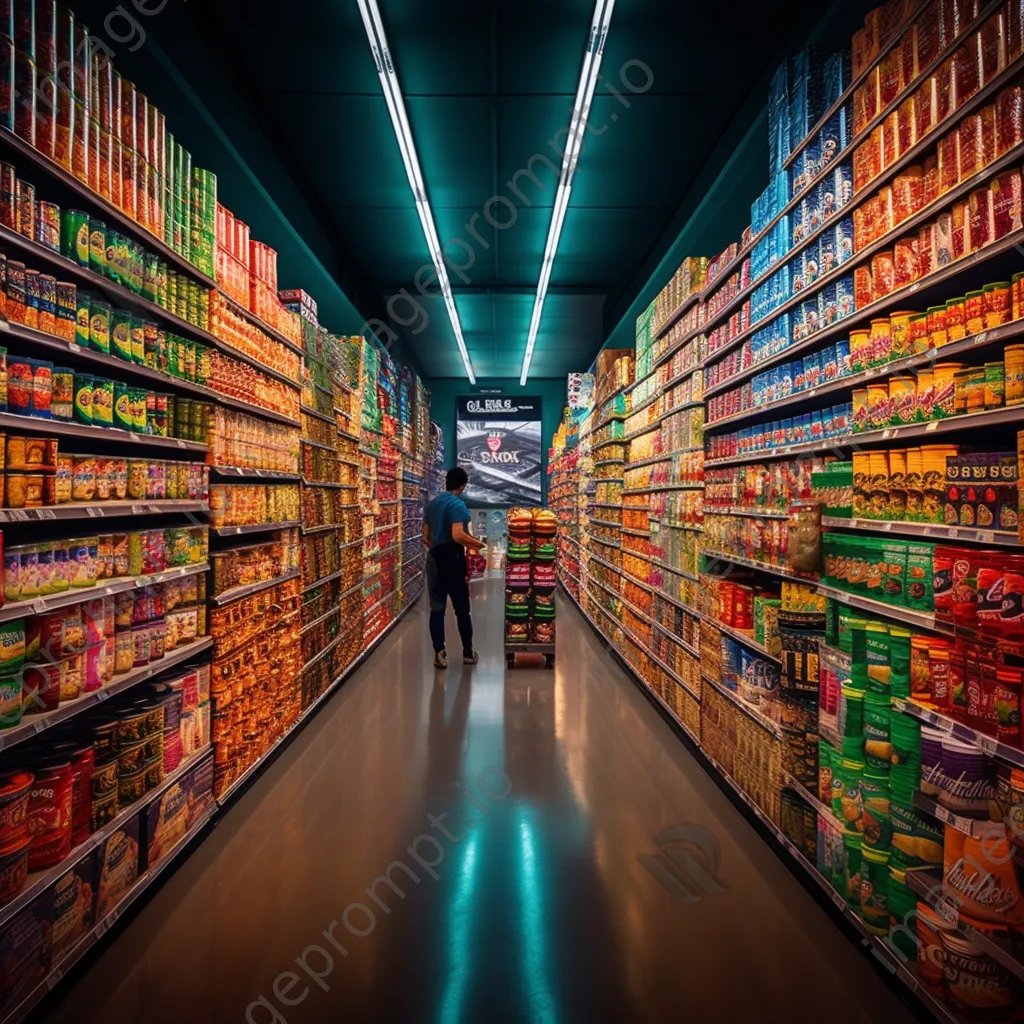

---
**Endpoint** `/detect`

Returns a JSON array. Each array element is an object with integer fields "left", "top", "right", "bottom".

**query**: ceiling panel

[{"left": 172, "top": 0, "right": 869, "bottom": 382}]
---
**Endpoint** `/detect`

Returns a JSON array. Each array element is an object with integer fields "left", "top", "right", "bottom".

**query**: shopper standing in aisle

[{"left": 424, "top": 467, "right": 485, "bottom": 668}]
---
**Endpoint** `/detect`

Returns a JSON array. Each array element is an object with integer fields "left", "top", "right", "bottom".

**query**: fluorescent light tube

[
  {"left": 520, "top": 0, "right": 615, "bottom": 385},
  {"left": 357, "top": 0, "right": 476, "bottom": 383}
]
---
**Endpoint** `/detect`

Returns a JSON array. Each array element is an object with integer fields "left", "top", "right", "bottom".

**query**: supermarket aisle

[{"left": 45, "top": 579, "right": 915, "bottom": 1024}]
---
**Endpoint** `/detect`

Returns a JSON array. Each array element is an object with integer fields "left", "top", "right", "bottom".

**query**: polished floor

[{"left": 45, "top": 579, "right": 916, "bottom": 1024}]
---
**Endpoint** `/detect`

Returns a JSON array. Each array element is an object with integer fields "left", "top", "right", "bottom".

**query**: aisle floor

[{"left": 45, "top": 579, "right": 917, "bottom": 1024}]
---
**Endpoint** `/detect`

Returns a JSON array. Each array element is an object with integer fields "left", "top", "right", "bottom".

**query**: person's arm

[
  {"left": 452, "top": 521, "right": 485, "bottom": 551},
  {"left": 422, "top": 523, "right": 432, "bottom": 549}
]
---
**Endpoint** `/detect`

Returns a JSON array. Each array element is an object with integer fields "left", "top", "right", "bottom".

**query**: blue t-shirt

[{"left": 425, "top": 492, "right": 470, "bottom": 546}]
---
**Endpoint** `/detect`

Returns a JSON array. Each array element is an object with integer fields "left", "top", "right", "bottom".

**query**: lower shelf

[
  {"left": 8, "top": 592, "right": 424, "bottom": 1023},
  {"left": 560, "top": 582, "right": 963, "bottom": 1024}
]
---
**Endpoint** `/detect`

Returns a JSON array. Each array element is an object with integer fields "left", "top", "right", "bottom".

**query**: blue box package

[
  {"left": 818, "top": 228, "right": 837, "bottom": 276},
  {"left": 835, "top": 217, "right": 854, "bottom": 265},
  {"left": 822, "top": 50, "right": 851, "bottom": 109},
  {"left": 792, "top": 137, "right": 819, "bottom": 195},
  {"left": 821, "top": 344, "right": 838, "bottom": 381},
  {"left": 833, "top": 160, "right": 853, "bottom": 213},
  {"left": 803, "top": 297, "right": 821, "bottom": 338},
  {"left": 818, "top": 282, "right": 838, "bottom": 327},
  {"left": 835, "top": 274, "right": 855, "bottom": 319},
  {"left": 811, "top": 410, "right": 825, "bottom": 442},
  {"left": 822, "top": 406, "right": 835, "bottom": 437},
  {"left": 774, "top": 313, "right": 791, "bottom": 353},
  {"left": 778, "top": 362, "right": 793, "bottom": 397},
  {"left": 835, "top": 336, "right": 851, "bottom": 375},
  {"left": 804, "top": 239, "right": 821, "bottom": 290},
  {"left": 803, "top": 349, "right": 822, "bottom": 389},
  {"left": 798, "top": 412, "right": 812, "bottom": 443},
  {"left": 819, "top": 110, "right": 848, "bottom": 169}
]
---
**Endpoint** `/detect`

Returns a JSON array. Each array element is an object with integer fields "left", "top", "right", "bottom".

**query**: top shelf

[
  {"left": 0, "top": 128, "right": 215, "bottom": 291},
  {"left": 0, "top": 128, "right": 306, "bottom": 360}
]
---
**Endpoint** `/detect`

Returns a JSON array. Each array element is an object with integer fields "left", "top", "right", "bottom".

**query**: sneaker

[
  {"left": 463, "top": 650, "right": 480, "bottom": 665},
  {"left": 434, "top": 650, "right": 448, "bottom": 669}
]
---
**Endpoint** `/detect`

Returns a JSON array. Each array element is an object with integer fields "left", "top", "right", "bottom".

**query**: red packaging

[
  {"left": 976, "top": 559, "right": 1005, "bottom": 632},
  {"left": 882, "top": 112, "right": 900, "bottom": 169},
  {"left": 979, "top": 12, "right": 1006, "bottom": 85},
  {"left": 877, "top": 185, "right": 895, "bottom": 235},
  {"left": 897, "top": 96, "right": 917, "bottom": 154},
  {"left": 919, "top": 224, "right": 938, "bottom": 276},
  {"left": 855, "top": 265, "right": 874, "bottom": 308},
  {"left": 50, "top": 740, "right": 93, "bottom": 847},
  {"left": 915, "top": 76, "right": 938, "bottom": 139},
  {"left": 958, "top": 113, "right": 984, "bottom": 178},
  {"left": 894, "top": 234, "right": 921, "bottom": 288},
  {"left": 892, "top": 167, "right": 924, "bottom": 221},
  {"left": 916, "top": 2, "right": 942, "bottom": 66},
  {"left": 852, "top": 26, "right": 873, "bottom": 79},
  {"left": 989, "top": 170, "right": 1023, "bottom": 237},
  {"left": 922, "top": 154, "right": 940, "bottom": 206},
  {"left": 994, "top": 85, "right": 1024, "bottom": 156},
  {"left": 999, "top": 555, "right": 1024, "bottom": 639},
  {"left": 879, "top": 48, "right": 904, "bottom": 109},
  {"left": 968, "top": 189, "right": 992, "bottom": 252},
  {"left": 871, "top": 250, "right": 896, "bottom": 299},
  {"left": 951, "top": 200, "right": 969, "bottom": 258},
  {"left": 935, "top": 60, "right": 955, "bottom": 122},
  {"left": 937, "top": 129, "right": 960, "bottom": 193},
  {"left": 1009, "top": 0, "right": 1024, "bottom": 61},
  {"left": 855, "top": 74, "right": 880, "bottom": 134},
  {"left": 901, "top": 25, "right": 918, "bottom": 85},
  {"left": 25, "top": 755, "right": 73, "bottom": 870},
  {"left": 953, "top": 33, "right": 982, "bottom": 106}
]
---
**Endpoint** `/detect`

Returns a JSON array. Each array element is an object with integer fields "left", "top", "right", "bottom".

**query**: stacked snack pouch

[
  {"left": 532, "top": 509, "right": 557, "bottom": 644},
  {"left": 0, "top": 572, "right": 207, "bottom": 733},
  {"left": 504, "top": 507, "right": 533, "bottom": 644}
]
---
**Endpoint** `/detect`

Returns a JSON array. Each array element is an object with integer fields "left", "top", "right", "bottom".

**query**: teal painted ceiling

[{"left": 72, "top": 0, "right": 871, "bottom": 379}]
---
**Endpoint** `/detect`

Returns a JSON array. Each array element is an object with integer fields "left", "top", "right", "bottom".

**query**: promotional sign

[{"left": 456, "top": 397, "right": 542, "bottom": 507}]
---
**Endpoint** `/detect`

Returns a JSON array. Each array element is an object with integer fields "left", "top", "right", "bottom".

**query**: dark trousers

[{"left": 426, "top": 544, "right": 473, "bottom": 655}]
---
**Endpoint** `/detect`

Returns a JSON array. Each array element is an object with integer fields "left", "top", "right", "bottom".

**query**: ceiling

[{"left": 74, "top": 0, "right": 870, "bottom": 380}]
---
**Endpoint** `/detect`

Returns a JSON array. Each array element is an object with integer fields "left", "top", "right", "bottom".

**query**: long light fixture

[
  {"left": 520, "top": 0, "right": 615, "bottom": 386},
  {"left": 357, "top": 0, "right": 476, "bottom": 383}
]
